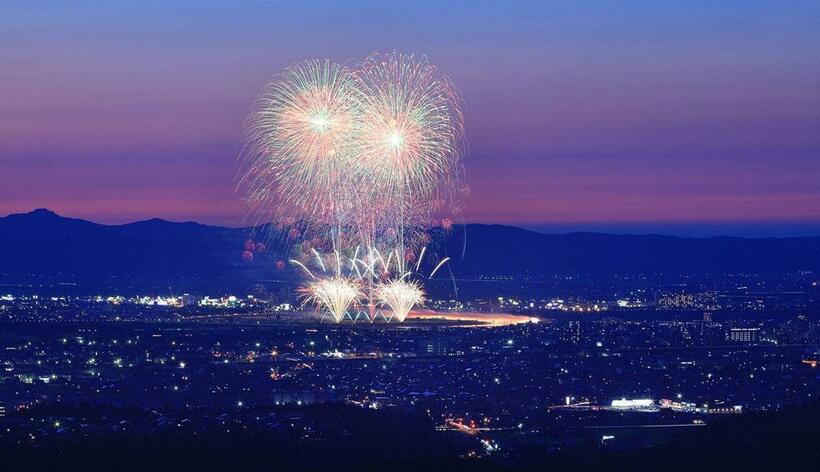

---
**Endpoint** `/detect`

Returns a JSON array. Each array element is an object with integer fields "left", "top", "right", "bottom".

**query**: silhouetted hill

[
  {"left": 0, "top": 209, "right": 275, "bottom": 290},
  {"left": 443, "top": 224, "right": 820, "bottom": 276},
  {"left": 1, "top": 209, "right": 819, "bottom": 291}
]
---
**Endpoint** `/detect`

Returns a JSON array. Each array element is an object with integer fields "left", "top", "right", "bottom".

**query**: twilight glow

[{"left": 2, "top": 2, "right": 820, "bottom": 235}]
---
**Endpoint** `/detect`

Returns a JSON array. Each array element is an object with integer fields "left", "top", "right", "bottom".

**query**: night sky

[{"left": 2, "top": 2, "right": 819, "bottom": 236}]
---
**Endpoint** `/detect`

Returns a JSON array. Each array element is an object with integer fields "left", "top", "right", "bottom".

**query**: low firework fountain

[
  {"left": 300, "top": 277, "right": 363, "bottom": 323},
  {"left": 375, "top": 279, "right": 425, "bottom": 323},
  {"left": 290, "top": 246, "right": 448, "bottom": 323}
]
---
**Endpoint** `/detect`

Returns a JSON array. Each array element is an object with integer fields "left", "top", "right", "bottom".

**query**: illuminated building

[
  {"left": 610, "top": 398, "right": 658, "bottom": 412},
  {"left": 272, "top": 390, "right": 335, "bottom": 405},
  {"left": 728, "top": 328, "right": 760, "bottom": 343}
]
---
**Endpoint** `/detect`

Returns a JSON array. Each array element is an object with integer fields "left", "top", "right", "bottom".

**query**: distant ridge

[
  {"left": 1, "top": 209, "right": 819, "bottom": 290},
  {"left": 0, "top": 209, "right": 266, "bottom": 290},
  {"left": 443, "top": 223, "right": 820, "bottom": 277}
]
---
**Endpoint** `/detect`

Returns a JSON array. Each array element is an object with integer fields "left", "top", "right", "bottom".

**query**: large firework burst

[
  {"left": 355, "top": 52, "right": 463, "bottom": 202},
  {"left": 242, "top": 52, "right": 463, "bottom": 254},
  {"left": 241, "top": 52, "right": 464, "bottom": 320},
  {"left": 351, "top": 52, "right": 464, "bottom": 256},
  {"left": 241, "top": 59, "right": 362, "bottom": 248}
]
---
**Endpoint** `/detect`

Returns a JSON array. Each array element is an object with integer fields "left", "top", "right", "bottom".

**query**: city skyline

[{"left": 3, "top": 2, "right": 820, "bottom": 236}]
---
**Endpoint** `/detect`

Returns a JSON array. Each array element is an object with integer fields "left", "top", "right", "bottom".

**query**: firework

[
  {"left": 241, "top": 59, "right": 362, "bottom": 248},
  {"left": 352, "top": 51, "right": 464, "bottom": 256},
  {"left": 300, "top": 277, "right": 363, "bottom": 323},
  {"left": 355, "top": 52, "right": 462, "bottom": 200},
  {"left": 375, "top": 279, "right": 425, "bottom": 323},
  {"left": 242, "top": 53, "right": 463, "bottom": 253},
  {"left": 241, "top": 52, "right": 464, "bottom": 320}
]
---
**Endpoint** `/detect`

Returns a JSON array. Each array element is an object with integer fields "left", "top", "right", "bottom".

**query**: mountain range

[{"left": 1, "top": 209, "right": 819, "bottom": 291}]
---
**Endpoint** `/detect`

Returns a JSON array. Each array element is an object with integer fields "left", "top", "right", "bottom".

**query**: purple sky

[{"left": 2, "top": 2, "right": 819, "bottom": 236}]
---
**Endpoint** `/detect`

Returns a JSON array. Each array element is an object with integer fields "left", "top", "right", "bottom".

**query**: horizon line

[{"left": 3, "top": 208, "right": 820, "bottom": 239}]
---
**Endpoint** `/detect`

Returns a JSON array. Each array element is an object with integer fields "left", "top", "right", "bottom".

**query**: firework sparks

[
  {"left": 351, "top": 52, "right": 464, "bottom": 255},
  {"left": 241, "top": 52, "right": 464, "bottom": 322},
  {"left": 300, "top": 277, "right": 363, "bottom": 323},
  {"left": 241, "top": 59, "right": 362, "bottom": 248},
  {"left": 241, "top": 52, "right": 464, "bottom": 254},
  {"left": 290, "top": 245, "right": 448, "bottom": 322},
  {"left": 375, "top": 279, "right": 425, "bottom": 323},
  {"left": 355, "top": 52, "right": 463, "bottom": 200}
]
